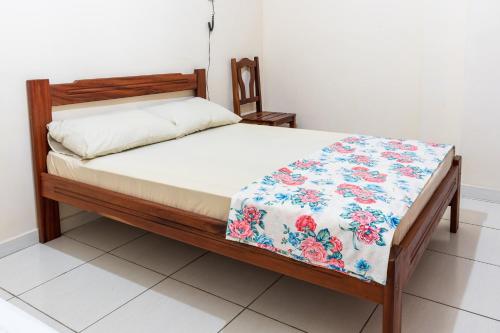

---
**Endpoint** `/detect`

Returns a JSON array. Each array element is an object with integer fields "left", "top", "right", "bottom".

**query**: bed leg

[
  {"left": 37, "top": 198, "right": 61, "bottom": 243},
  {"left": 27, "top": 79, "right": 62, "bottom": 243},
  {"left": 450, "top": 156, "right": 462, "bottom": 233},
  {"left": 450, "top": 189, "right": 460, "bottom": 234},
  {"left": 383, "top": 248, "right": 403, "bottom": 333}
]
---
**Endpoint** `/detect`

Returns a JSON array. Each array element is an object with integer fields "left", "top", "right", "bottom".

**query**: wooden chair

[{"left": 231, "top": 57, "right": 296, "bottom": 128}]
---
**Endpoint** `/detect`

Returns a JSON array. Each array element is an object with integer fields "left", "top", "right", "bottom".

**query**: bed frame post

[
  {"left": 450, "top": 156, "right": 462, "bottom": 233},
  {"left": 195, "top": 69, "right": 207, "bottom": 99},
  {"left": 383, "top": 246, "right": 403, "bottom": 333},
  {"left": 27, "top": 79, "right": 61, "bottom": 243}
]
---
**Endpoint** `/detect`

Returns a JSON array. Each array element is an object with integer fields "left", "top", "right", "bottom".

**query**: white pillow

[
  {"left": 47, "top": 97, "right": 241, "bottom": 159},
  {"left": 147, "top": 97, "right": 241, "bottom": 137},
  {"left": 48, "top": 110, "right": 179, "bottom": 159}
]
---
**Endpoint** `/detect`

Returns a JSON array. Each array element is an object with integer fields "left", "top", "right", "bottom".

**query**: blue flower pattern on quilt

[{"left": 226, "top": 135, "right": 452, "bottom": 284}]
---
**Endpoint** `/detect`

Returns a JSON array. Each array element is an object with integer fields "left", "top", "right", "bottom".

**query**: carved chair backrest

[{"left": 231, "top": 57, "right": 263, "bottom": 116}]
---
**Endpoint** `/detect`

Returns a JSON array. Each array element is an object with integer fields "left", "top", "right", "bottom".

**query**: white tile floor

[{"left": 0, "top": 198, "right": 500, "bottom": 332}]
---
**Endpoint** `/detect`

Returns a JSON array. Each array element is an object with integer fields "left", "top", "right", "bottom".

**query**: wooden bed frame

[{"left": 27, "top": 69, "right": 462, "bottom": 333}]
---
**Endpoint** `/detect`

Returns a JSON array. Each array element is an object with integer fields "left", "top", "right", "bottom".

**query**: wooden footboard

[
  {"left": 27, "top": 70, "right": 462, "bottom": 333},
  {"left": 383, "top": 155, "right": 461, "bottom": 332}
]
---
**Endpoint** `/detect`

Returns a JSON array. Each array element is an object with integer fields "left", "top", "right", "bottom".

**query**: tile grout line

[
  {"left": 216, "top": 307, "right": 246, "bottom": 332},
  {"left": 244, "top": 275, "right": 308, "bottom": 333},
  {"left": 460, "top": 221, "right": 500, "bottom": 231},
  {"left": 59, "top": 212, "right": 98, "bottom": 234},
  {"left": 241, "top": 277, "right": 307, "bottom": 332},
  {"left": 246, "top": 309, "right": 309, "bottom": 333},
  {"left": 358, "top": 304, "right": 378, "bottom": 333},
  {"left": 62, "top": 231, "right": 148, "bottom": 253},
  {"left": 67, "top": 231, "right": 215, "bottom": 282},
  {"left": 169, "top": 274, "right": 308, "bottom": 333},
  {"left": 2, "top": 196, "right": 498, "bottom": 320},
  {"left": 62, "top": 234, "right": 305, "bottom": 332},
  {"left": 16, "top": 233, "right": 149, "bottom": 298},
  {"left": 168, "top": 276, "right": 244, "bottom": 308},
  {"left": 0, "top": 242, "right": 39, "bottom": 260},
  {"left": 11, "top": 230, "right": 210, "bottom": 332},
  {"left": 61, "top": 217, "right": 102, "bottom": 234},
  {"left": 5, "top": 206, "right": 500, "bottom": 332},
  {"left": 246, "top": 274, "right": 283, "bottom": 309},
  {"left": 61, "top": 211, "right": 85, "bottom": 221},
  {"left": 78, "top": 276, "right": 170, "bottom": 332},
  {"left": 66, "top": 220, "right": 500, "bottom": 277},
  {"left": 10, "top": 297, "right": 78, "bottom": 333},
  {"left": 403, "top": 292, "right": 500, "bottom": 323},
  {"left": 441, "top": 218, "right": 500, "bottom": 232},
  {"left": 107, "top": 253, "right": 183, "bottom": 276},
  {"left": 15, "top": 242, "right": 500, "bottom": 332},
  {"left": 425, "top": 248, "right": 500, "bottom": 268},
  {"left": 104, "top": 247, "right": 207, "bottom": 277},
  {"left": 16, "top": 253, "right": 106, "bottom": 298},
  {"left": 0, "top": 286, "right": 13, "bottom": 299},
  {"left": 215, "top": 275, "right": 283, "bottom": 333},
  {"left": 65, "top": 229, "right": 205, "bottom": 266},
  {"left": 79, "top": 251, "right": 209, "bottom": 332},
  {"left": 0, "top": 217, "right": 103, "bottom": 261}
]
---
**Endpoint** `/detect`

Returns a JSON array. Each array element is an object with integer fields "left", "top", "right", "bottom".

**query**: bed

[{"left": 27, "top": 69, "right": 462, "bottom": 333}]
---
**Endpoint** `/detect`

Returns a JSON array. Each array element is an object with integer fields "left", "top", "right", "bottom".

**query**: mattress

[{"left": 48, "top": 123, "right": 454, "bottom": 244}]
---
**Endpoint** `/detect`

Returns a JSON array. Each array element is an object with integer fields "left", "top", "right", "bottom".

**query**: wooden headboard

[
  {"left": 26, "top": 69, "right": 206, "bottom": 236},
  {"left": 50, "top": 70, "right": 206, "bottom": 106}
]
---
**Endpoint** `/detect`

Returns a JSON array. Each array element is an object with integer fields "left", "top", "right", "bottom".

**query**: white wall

[
  {"left": 262, "top": 0, "right": 500, "bottom": 192},
  {"left": 2, "top": 0, "right": 499, "bottom": 246},
  {"left": 0, "top": 0, "right": 262, "bottom": 244},
  {"left": 262, "top": 0, "right": 423, "bottom": 139},
  {"left": 461, "top": 1, "right": 500, "bottom": 189}
]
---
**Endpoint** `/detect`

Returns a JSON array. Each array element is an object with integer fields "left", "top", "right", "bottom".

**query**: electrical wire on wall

[{"left": 207, "top": 0, "right": 215, "bottom": 100}]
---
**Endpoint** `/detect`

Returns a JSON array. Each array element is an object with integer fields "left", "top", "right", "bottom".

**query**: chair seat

[{"left": 241, "top": 111, "right": 296, "bottom": 127}]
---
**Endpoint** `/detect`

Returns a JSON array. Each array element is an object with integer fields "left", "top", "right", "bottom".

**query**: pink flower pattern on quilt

[{"left": 227, "top": 135, "right": 452, "bottom": 284}]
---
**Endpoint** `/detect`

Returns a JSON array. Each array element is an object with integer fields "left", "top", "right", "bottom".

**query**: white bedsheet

[{"left": 48, "top": 123, "right": 453, "bottom": 244}]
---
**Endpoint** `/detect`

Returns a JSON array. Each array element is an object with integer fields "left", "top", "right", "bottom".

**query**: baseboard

[
  {"left": 0, "top": 229, "right": 38, "bottom": 259},
  {"left": 0, "top": 210, "right": 99, "bottom": 259},
  {"left": 462, "top": 184, "right": 500, "bottom": 203}
]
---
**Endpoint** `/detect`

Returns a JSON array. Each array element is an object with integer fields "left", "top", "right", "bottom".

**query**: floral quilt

[{"left": 226, "top": 135, "right": 452, "bottom": 284}]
